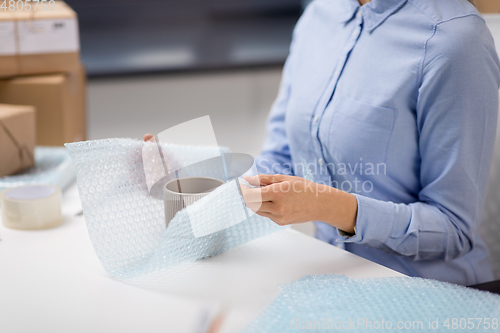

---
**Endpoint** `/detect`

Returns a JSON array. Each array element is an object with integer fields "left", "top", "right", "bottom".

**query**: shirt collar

[{"left": 340, "top": 0, "right": 408, "bottom": 33}]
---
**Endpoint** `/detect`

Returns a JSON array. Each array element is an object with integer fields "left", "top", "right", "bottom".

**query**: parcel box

[
  {"left": 0, "top": 104, "right": 35, "bottom": 177},
  {"left": 0, "top": 66, "right": 86, "bottom": 146},
  {"left": 476, "top": 0, "right": 500, "bottom": 13},
  {"left": 0, "top": 1, "right": 80, "bottom": 78}
]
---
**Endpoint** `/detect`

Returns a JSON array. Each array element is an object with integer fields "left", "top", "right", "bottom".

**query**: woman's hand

[
  {"left": 143, "top": 134, "right": 154, "bottom": 141},
  {"left": 241, "top": 174, "right": 358, "bottom": 234}
]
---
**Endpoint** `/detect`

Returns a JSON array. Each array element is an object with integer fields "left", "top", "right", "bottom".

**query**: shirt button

[
  {"left": 318, "top": 158, "right": 323, "bottom": 166},
  {"left": 334, "top": 70, "right": 340, "bottom": 77},
  {"left": 357, "top": 10, "right": 362, "bottom": 18},
  {"left": 352, "top": 31, "right": 358, "bottom": 37},
  {"left": 313, "top": 115, "right": 319, "bottom": 123}
]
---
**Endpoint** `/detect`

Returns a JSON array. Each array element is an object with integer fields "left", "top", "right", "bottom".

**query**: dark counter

[{"left": 65, "top": 0, "right": 303, "bottom": 76}]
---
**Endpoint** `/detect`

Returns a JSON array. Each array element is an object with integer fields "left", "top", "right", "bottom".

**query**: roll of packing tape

[{"left": 1, "top": 185, "right": 62, "bottom": 230}]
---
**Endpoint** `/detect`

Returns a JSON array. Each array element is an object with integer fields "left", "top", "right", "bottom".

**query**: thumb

[{"left": 243, "top": 174, "right": 287, "bottom": 186}]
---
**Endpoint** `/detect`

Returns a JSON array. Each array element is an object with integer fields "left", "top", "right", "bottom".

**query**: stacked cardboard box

[
  {"left": 0, "top": 1, "right": 80, "bottom": 78},
  {"left": 0, "top": 1, "right": 86, "bottom": 175},
  {"left": 0, "top": 65, "right": 86, "bottom": 146}
]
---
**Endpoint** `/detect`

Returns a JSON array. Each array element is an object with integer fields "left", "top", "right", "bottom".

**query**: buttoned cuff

[
  {"left": 338, "top": 226, "right": 356, "bottom": 238},
  {"left": 336, "top": 194, "right": 396, "bottom": 248}
]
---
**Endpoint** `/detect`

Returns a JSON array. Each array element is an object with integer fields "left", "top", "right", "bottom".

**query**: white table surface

[{"left": 0, "top": 183, "right": 404, "bottom": 333}]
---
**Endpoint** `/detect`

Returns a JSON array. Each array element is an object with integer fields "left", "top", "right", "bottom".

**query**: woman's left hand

[{"left": 241, "top": 174, "right": 358, "bottom": 234}]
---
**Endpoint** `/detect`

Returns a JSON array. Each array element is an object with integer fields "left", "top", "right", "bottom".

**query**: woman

[{"left": 241, "top": 0, "right": 500, "bottom": 286}]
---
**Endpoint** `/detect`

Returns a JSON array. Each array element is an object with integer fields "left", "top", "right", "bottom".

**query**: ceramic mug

[{"left": 163, "top": 176, "right": 224, "bottom": 227}]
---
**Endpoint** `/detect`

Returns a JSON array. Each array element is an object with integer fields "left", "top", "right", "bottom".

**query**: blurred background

[{"left": 68, "top": 0, "right": 307, "bottom": 157}]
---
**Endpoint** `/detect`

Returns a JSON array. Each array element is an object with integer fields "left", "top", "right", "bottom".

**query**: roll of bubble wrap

[
  {"left": 65, "top": 138, "right": 281, "bottom": 278},
  {"left": 243, "top": 274, "right": 500, "bottom": 333}
]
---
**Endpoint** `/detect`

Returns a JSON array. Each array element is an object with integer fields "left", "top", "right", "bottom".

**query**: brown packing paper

[
  {"left": 0, "top": 65, "right": 87, "bottom": 146},
  {"left": 0, "top": 1, "right": 80, "bottom": 78},
  {"left": 0, "top": 104, "right": 35, "bottom": 177}
]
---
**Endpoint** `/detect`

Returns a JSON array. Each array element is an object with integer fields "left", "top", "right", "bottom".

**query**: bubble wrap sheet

[
  {"left": 0, "top": 147, "right": 75, "bottom": 191},
  {"left": 244, "top": 274, "right": 500, "bottom": 333},
  {"left": 65, "top": 138, "right": 281, "bottom": 278}
]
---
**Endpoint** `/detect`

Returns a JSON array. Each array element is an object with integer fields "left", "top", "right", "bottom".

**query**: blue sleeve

[
  {"left": 255, "top": 13, "right": 307, "bottom": 175},
  {"left": 255, "top": 57, "right": 294, "bottom": 175},
  {"left": 339, "top": 15, "right": 500, "bottom": 261}
]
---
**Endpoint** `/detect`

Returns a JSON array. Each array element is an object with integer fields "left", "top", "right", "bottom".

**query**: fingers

[
  {"left": 253, "top": 202, "right": 274, "bottom": 213},
  {"left": 255, "top": 211, "right": 274, "bottom": 220},
  {"left": 253, "top": 210, "right": 287, "bottom": 226},
  {"left": 240, "top": 184, "right": 277, "bottom": 203},
  {"left": 243, "top": 196, "right": 274, "bottom": 212},
  {"left": 242, "top": 175, "right": 259, "bottom": 186},
  {"left": 143, "top": 133, "right": 154, "bottom": 141},
  {"left": 243, "top": 174, "right": 288, "bottom": 186},
  {"left": 240, "top": 185, "right": 262, "bottom": 212},
  {"left": 242, "top": 175, "right": 262, "bottom": 186},
  {"left": 257, "top": 174, "right": 287, "bottom": 185},
  {"left": 241, "top": 187, "right": 282, "bottom": 216},
  {"left": 240, "top": 185, "right": 262, "bottom": 203}
]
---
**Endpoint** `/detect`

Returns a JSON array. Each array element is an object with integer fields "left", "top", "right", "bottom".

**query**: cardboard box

[
  {"left": 476, "top": 0, "right": 500, "bottom": 13},
  {"left": 0, "top": 65, "right": 86, "bottom": 146},
  {"left": 0, "top": 104, "right": 35, "bottom": 177},
  {"left": 0, "top": 1, "right": 80, "bottom": 78}
]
